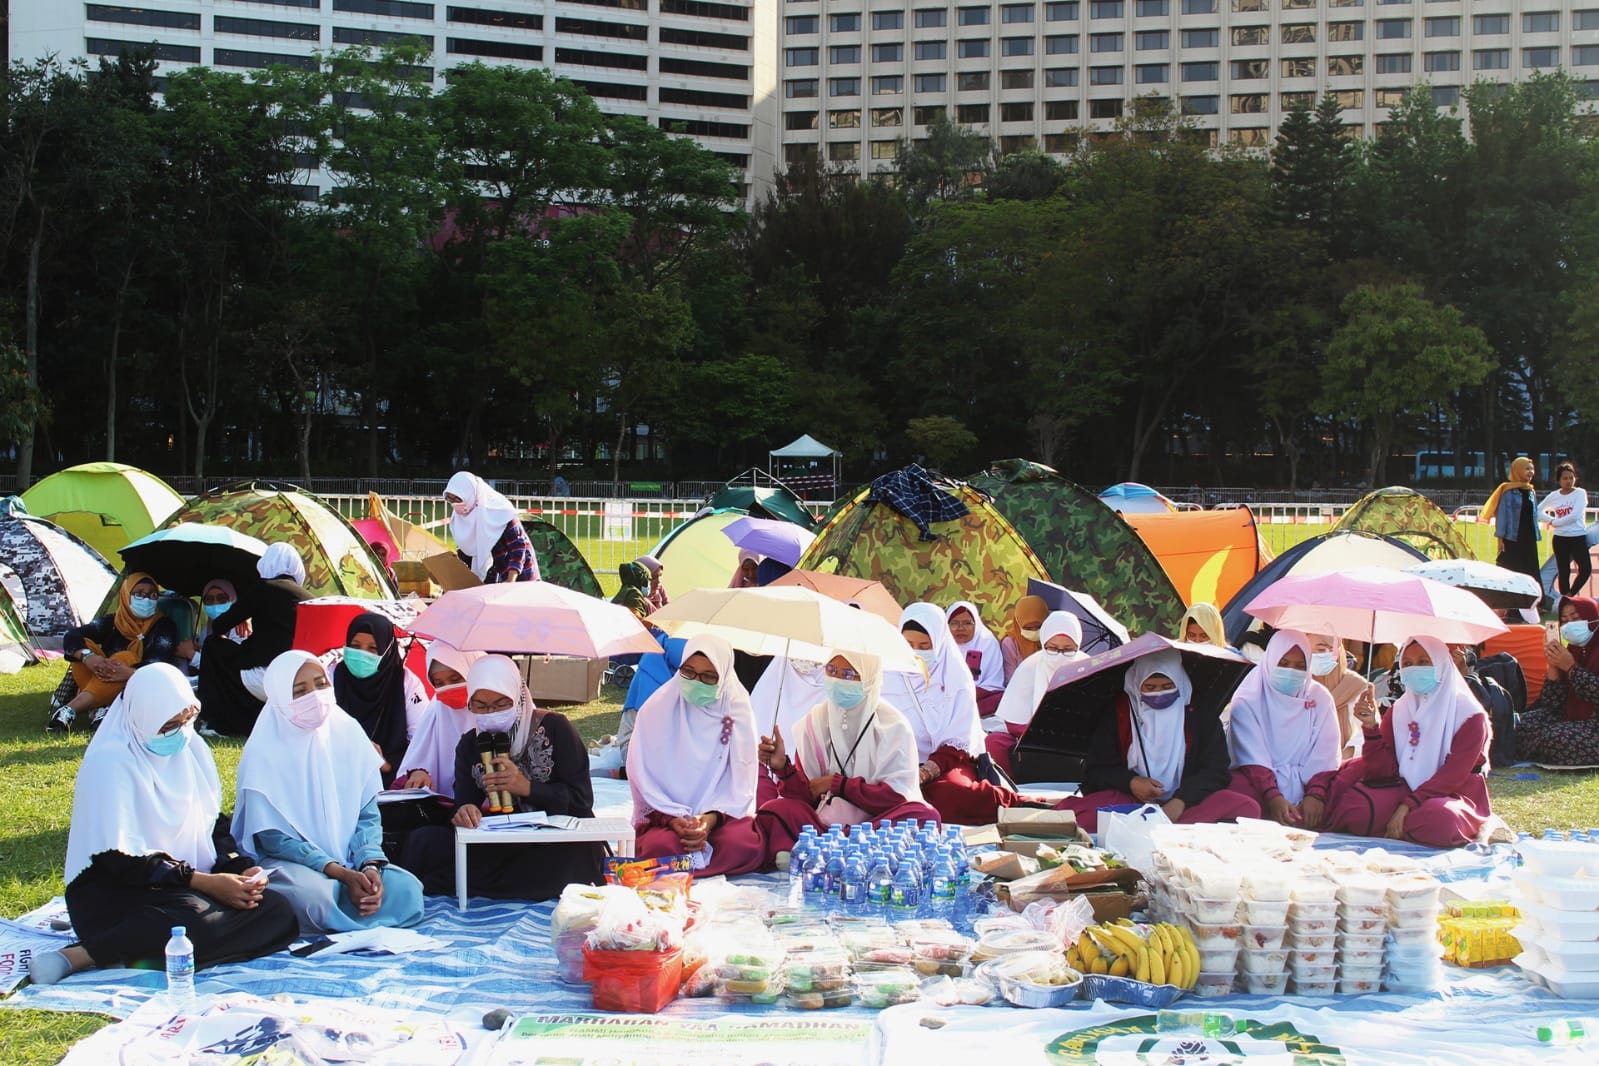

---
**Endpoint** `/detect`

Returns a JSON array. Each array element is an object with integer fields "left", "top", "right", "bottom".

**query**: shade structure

[
  {"left": 411, "top": 582, "right": 661, "bottom": 658},
  {"left": 722, "top": 515, "right": 817, "bottom": 567},
  {"left": 646, "top": 586, "right": 921, "bottom": 672},
  {"left": 1403, "top": 558, "right": 1542, "bottom": 611},
  {"left": 20, "top": 462, "right": 184, "bottom": 561},
  {"left": 767, "top": 568, "right": 903, "bottom": 625},
  {"left": 1026, "top": 577, "right": 1131, "bottom": 654},
  {"left": 119, "top": 523, "right": 269, "bottom": 597},
  {"left": 1243, "top": 566, "right": 1509, "bottom": 646}
]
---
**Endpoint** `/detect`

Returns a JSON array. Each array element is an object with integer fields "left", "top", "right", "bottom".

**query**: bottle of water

[
  {"left": 788, "top": 829, "right": 817, "bottom": 905},
  {"left": 803, "top": 844, "right": 829, "bottom": 904},
  {"left": 891, "top": 855, "right": 922, "bottom": 912},
  {"left": 839, "top": 849, "right": 868, "bottom": 911},
  {"left": 1536, "top": 1019, "right": 1594, "bottom": 1045},
  {"left": 928, "top": 847, "right": 958, "bottom": 921},
  {"left": 165, "top": 925, "right": 196, "bottom": 1008},
  {"left": 824, "top": 844, "right": 847, "bottom": 904},
  {"left": 867, "top": 850, "right": 894, "bottom": 914}
]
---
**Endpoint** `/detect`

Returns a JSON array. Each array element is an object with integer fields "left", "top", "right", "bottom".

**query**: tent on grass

[
  {"left": 162, "top": 481, "right": 395, "bottom": 599},
  {"left": 1219, "top": 530, "right": 1429, "bottom": 646},
  {"left": 1123, "top": 506, "right": 1273, "bottom": 612},
  {"left": 522, "top": 518, "right": 603, "bottom": 598},
  {"left": 967, "top": 460, "right": 1187, "bottom": 637},
  {"left": 0, "top": 578, "right": 39, "bottom": 671},
  {"left": 20, "top": 463, "right": 185, "bottom": 561},
  {"left": 1098, "top": 481, "right": 1177, "bottom": 514},
  {"left": 705, "top": 481, "right": 817, "bottom": 528},
  {"left": 649, "top": 508, "right": 749, "bottom": 601},
  {"left": 0, "top": 499, "right": 118, "bottom": 647},
  {"left": 796, "top": 466, "right": 1050, "bottom": 626},
  {"left": 1332, "top": 486, "right": 1477, "bottom": 561}
]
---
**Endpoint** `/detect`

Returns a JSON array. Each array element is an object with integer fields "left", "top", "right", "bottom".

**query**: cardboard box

[
  {"left": 391, "top": 560, "right": 432, "bottom": 597},
  {"left": 521, "top": 655, "right": 606, "bottom": 704},
  {"left": 998, "top": 866, "right": 1144, "bottom": 918},
  {"left": 998, "top": 808, "right": 1079, "bottom": 837},
  {"left": 424, "top": 552, "right": 481, "bottom": 592}
]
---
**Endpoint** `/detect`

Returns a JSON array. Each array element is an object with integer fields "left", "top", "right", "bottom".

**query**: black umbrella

[
  {"left": 1012, "top": 633, "right": 1253, "bottom": 785},
  {"left": 119, "top": 523, "right": 269, "bottom": 597},
  {"left": 1026, "top": 577, "right": 1131, "bottom": 654}
]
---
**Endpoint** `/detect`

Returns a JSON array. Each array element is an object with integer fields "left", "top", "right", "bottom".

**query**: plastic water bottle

[
  {"left": 803, "top": 845, "right": 829, "bottom": 904},
  {"left": 928, "top": 847, "right": 958, "bottom": 920},
  {"left": 824, "top": 844, "right": 847, "bottom": 903},
  {"left": 1537, "top": 1019, "right": 1594, "bottom": 1045},
  {"left": 165, "top": 925, "right": 196, "bottom": 1007},
  {"left": 867, "top": 850, "right": 894, "bottom": 913},
  {"left": 839, "top": 849, "right": 868, "bottom": 911},
  {"left": 1157, "top": 1010, "right": 1246, "bottom": 1036},
  {"left": 788, "top": 829, "right": 816, "bottom": 905},
  {"left": 891, "top": 855, "right": 922, "bottom": 912}
]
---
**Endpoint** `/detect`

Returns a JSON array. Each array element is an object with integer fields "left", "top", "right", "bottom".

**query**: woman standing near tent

[
  {"left": 1316, "top": 635, "right": 1492, "bottom": 848},
  {"left": 403, "top": 655, "right": 603, "bottom": 900},
  {"left": 233, "top": 652, "right": 424, "bottom": 934},
  {"left": 638, "top": 555, "right": 670, "bottom": 611},
  {"left": 1178, "top": 604, "right": 1227, "bottom": 648},
  {"left": 197, "top": 544, "right": 313, "bottom": 736},
  {"left": 1054, "top": 651, "right": 1260, "bottom": 833},
  {"left": 626, "top": 636, "right": 766, "bottom": 877},
  {"left": 1226, "top": 631, "right": 1342, "bottom": 828},
  {"left": 445, "top": 472, "right": 539, "bottom": 584},
  {"left": 1000, "top": 595, "right": 1049, "bottom": 683},
  {"left": 757, "top": 649, "right": 939, "bottom": 861},
  {"left": 1306, "top": 627, "right": 1371, "bottom": 760},
  {"left": 52, "top": 573, "right": 182, "bottom": 733},
  {"left": 334, "top": 612, "right": 429, "bottom": 776},
  {"left": 1483, "top": 457, "right": 1542, "bottom": 607},
  {"left": 1542, "top": 463, "right": 1591, "bottom": 599},
  {"left": 1516, "top": 596, "right": 1599, "bottom": 766},
  {"left": 986, "top": 612, "right": 1087, "bottom": 777},
  {"left": 946, "top": 600, "right": 1007, "bottom": 716},
  {"left": 30, "top": 664, "right": 297, "bottom": 985}
]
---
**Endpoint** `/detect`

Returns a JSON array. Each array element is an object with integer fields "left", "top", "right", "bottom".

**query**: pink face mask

[
  {"left": 287, "top": 688, "right": 335, "bottom": 729},
  {"left": 452, "top": 501, "right": 474, "bottom": 517}
]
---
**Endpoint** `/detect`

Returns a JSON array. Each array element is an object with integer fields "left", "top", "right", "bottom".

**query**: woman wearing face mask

[
  {"left": 196, "top": 543, "right": 314, "bottom": 736},
  {"left": 397, "top": 640, "right": 485, "bottom": 796},
  {"left": 728, "top": 549, "right": 761, "bottom": 588},
  {"left": 757, "top": 649, "right": 940, "bottom": 861},
  {"left": 946, "top": 600, "right": 1007, "bottom": 716},
  {"left": 53, "top": 573, "right": 182, "bottom": 733},
  {"left": 1054, "top": 651, "right": 1260, "bottom": 833},
  {"left": 29, "top": 664, "right": 298, "bottom": 985},
  {"left": 1318, "top": 635, "right": 1492, "bottom": 848},
  {"left": 1483, "top": 457, "right": 1542, "bottom": 609},
  {"left": 626, "top": 635, "right": 766, "bottom": 876},
  {"left": 1225, "top": 631, "right": 1342, "bottom": 829},
  {"left": 1000, "top": 596, "right": 1049, "bottom": 683},
  {"left": 402, "top": 655, "right": 603, "bottom": 900},
  {"left": 1515, "top": 596, "right": 1599, "bottom": 766},
  {"left": 1178, "top": 603, "right": 1228, "bottom": 648},
  {"left": 232, "top": 652, "right": 424, "bottom": 934},
  {"left": 638, "top": 555, "right": 670, "bottom": 611},
  {"left": 333, "top": 612, "right": 428, "bottom": 776},
  {"left": 987, "top": 612, "right": 1087, "bottom": 777},
  {"left": 445, "top": 471, "right": 539, "bottom": 584},
  {"left": 1304, "top": 626, "right": 1371, "bottom": 760}
]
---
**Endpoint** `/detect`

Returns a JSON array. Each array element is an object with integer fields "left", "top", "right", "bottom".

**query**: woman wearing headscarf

[
  {"left": 29, "top": 665, "right": 297, "bottom": 985},
  {"left": 445, "top": 472, "right": 539, "bottom": 584},
  {"left": 1305, "top": 624, "right": 1372, "bottom": 760},
  {"left": 1178, "top": 603, "right": 1227, "bottom": 648},
  {"left": 728, "top": 549, "right": 761, "bottom": 588},
  {"left": 233, "top": 652, "right": 424, "bottom": 934},
  {"left": 1000, "top": 595, "right": 1049, "bottom": 683},
  {"left": 627, "top": 635, "right": 765, "bottom": 876},
  {"left": 402, "top": 655, "right": 604, "bottom": 900},
  {"left": 986, "top": 612, "right": 1087, "bottom": 777},
  {"left": 52, "top": 573, "right": 181, "bottom": 733},
  {"left": 1516, "top": 596, "right": 1599, "bottom": 766},
  {"left": 638, "top": 555, "right": 670, "bottom": 611},
  {"left": 617, "top": 632, "right": 688, "bottom": 775},
  {"left": 333, "top": 612, "right": 428, "bottom": 775},
  {"left": 757, "top": 649, "right": 940, "bottom": 861},
  {"left": 397, "top": 640, "right": 485, "bottom": 796},
  {"left": 1225, "top": 630, "right": 1342, "bottom": 828},
  {"left": 1317, "top": 635, "right": 1493, "bottom": 848},
  {"left": 196, "top": 543, "right": 314, "bottom": 736},
  {"left": 946, "top": 600, "right": 1007, "bottom": 716},
  {"left": 1483, "top": 457, "right": 1542, "bottom": 606},
  {"left": 611, "top": 561, "right": 653, "bottom": 619},
  {"left": 1054, "top": 650, "right": 1260, "bottom": 833}
]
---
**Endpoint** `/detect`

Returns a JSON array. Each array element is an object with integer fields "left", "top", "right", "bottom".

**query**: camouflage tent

[
  {"left": 968, "top": 460, "right": 1188, "bottom": 636},
  {"left": 0, "top": 577, "right": 38, "bottom": 669},
  {"left": 522, "top": 518, "right": 603, "bottom": 598},
  {"left": 797, "top": 468, "right": 1050, "bottom": 626},
  {"left": 163, "top": 482, "right": 394, "bottom": 599},
  {"left": 1333, "top": 486, "right": 1477, "bottom": 561},
  {"left": 0, "top": 499, "right": 118, "bottom": 648}
]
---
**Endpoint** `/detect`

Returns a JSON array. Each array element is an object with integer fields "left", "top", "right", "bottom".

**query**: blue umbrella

[
  {"left": 119, "top": 523, "right": 269, "bottom": 596},
  {"left": 721, "top": 515, "right": 817, "bottom": 568}
]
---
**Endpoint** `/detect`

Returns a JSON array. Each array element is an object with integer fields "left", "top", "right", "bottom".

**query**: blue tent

[{"left": 1097, "top": 482, "right": 1175, "bottom": 514}]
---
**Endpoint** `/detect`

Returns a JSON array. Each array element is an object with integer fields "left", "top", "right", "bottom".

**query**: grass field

[
  {"left": 1255, "top": 518, "right": 1547, "bottom": 568},
  {"left": 1, "top": 658, "right": 1595, "bottom": 1061}
]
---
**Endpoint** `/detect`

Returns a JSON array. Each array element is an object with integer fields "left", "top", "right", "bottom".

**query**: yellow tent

[{"left": 20, "top": 463, "right": 185, "bottom": 560}]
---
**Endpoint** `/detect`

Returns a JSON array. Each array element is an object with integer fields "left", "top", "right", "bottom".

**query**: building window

[
  {"left": 830, "top": 13, "right": 860, "bottom": 32},
  {"left": 557, "top": 17, "right": 648, "bottom": 42},
  {"left": 1374, "top": 88, "right": 1406, "bottom": 108},
  {"left": 1091, "top": 33, "right": 1123, "bottom": 53},
  {"left": 1045, "top": 100, "right": 1078, "bottom": 120},
  {"left": 830, "top": 77, "right": 861, "bottom": 96},
  {"left": 1044, "top": 67, "right": 1079, "bottom": 86},
  {"left": 1331, "top": 89, "right": 1363, "bottom": 109},
  {"left": 958, "top": 39, "right": 991, "bottom": 58},
  {"left": 1524, "top": 12, "right": 1560, "bottom": 34},
  {"left": 1003, "top": 69, "right": 1036, "bottom": 88},
  {"left": 1473, "top": 49, "right": 1510, "bottom": 71},
  {"left": 447, "top": 6, "right": 540, "bottom": 29},
  {"left": 1136, "top": 31, "right": 1169, "bottom": 51},
  {"left": 1576, "top": 45, "right": 1599, "bottom": 66},
  {"left": 786, "top": 15, "right": 818, "bottom": 34},
  {"left": 1003, "top": 3, "right": 1037, "bottom": 23},
  {"left": 1181, "top": 0, "right": 1216, "bottom": 11},
  {"left": 784, "top": 111, "right": 818, "bottom": 131},
  {"left": 1281, "top": 24, "right": 1315, "bottom": 44},
  {"left": 957, "top": 103, "right": 991, "bottom": 123},
  {"left": 829, "top": 142, "right": 860, "bottom": 163},
  {"left": 1231, "top": 128, "right": 1269, "bottom": 147},
  {"left": 1327, "top": 55, "right": 1363, "bottom": 76},
  {"left": 219, "top": 17, "right": 320, "bottom": 40},
  {"left": 873, "top": 75, "right": 904, "bottom": 94},
  {"left": 1045, "top": 1, "right": 1080, "bottom": 19},
  {"left": 1182, "top": 61, "right": 1218, "bottom": 81},
  {"left": 1231, "top": 59, "right": 1269, "bottom": 79},
  {"left": 829, "top": 109, "right": 861, "bottom": 129},
  {"left": 1089, "top": 1, "right": 1124, "bottom": 18},
  {"left": 87, "top": 4, "right": 201, "bottom": 29},
  {"left": 874, "top": 11, "right": 904, "bottom": 30},
  {"left": 1423, "top": 17, "right": 1458, "bottom": 38},
  {"left": 1232, "top": 27, "right": 1269, "bottom": 47},
  {"left": 873, "top": 43, "right": 903, "bottom": 62},
  {"left": 1046, "top": 35, "right": 1079, "bottom": 54},
  {"left": 784, "top": 144, "right": 817, "bottom": 165},
  {"left": 914, "top": 73, "right": 947, "bottom": 91},
  {"left": 1003, "top": 37, "right": 1036, "bottom": 56},
  {"left": 1326, "top": 22, "right": 1363, "bottom": 42},
  {"left": 1136, "top": 0, "right": 1169, "bottom": 14},
  {"left": 1136, "top": 64, "right": 1168, "bottom": 83},
  {"left": 786, "top": 79, "right": 819, "bottom": 98},
  {"left": 1182, "top": 29, "right": 1217, "bottom": 48},
  {"left": 1432, "top": 86, "right": 1460, "bottom": 107},
  {"left": 1001, "top": 101, "right": 1035, "bottom": 121},
  {"left": 1090, "top": 65, "right": 1123, "bottom": 84},
  {"left": 917, "top": 40, "right": 948, "bottom": 61},
  {"left": 1281, "top": 57, "right": 1315, "bottom": 78},
  {"left": 1472, "top": 15, "right": 1509, "bottom": 35},
  {"left": 1423, "top": 51, "right": 1460, "bottom": 72},
  {"left": 1182, "top": 95, "right": 1218, "bottom": 114},
  {"left": 871, "top": 140, "right": 899, "bottom": 159},
  {"left": 914, "top": 105, "right": 947, "bottom": 124},
  {"left": 1232, "top": 0, "right": 1265, "bottom": 9},
  {"left": 1578, "top": 11, "right": 1599, "bottom": 32},
  {"left": 1376, "top": 20, "right": 1410, "bottom": 40},
  {"left": 959, "top": 71, "right": 991, "bottom": 90},
  {"left": 830, "top": 46, "right": 861, "bottom": 64},
  {"left": 331, "top": 0, "right": 434, "bottom": 19},
  {"left": 916, "top": 8, "right": 948, "bottom": 28},
  {"left": 958, "top": 6, "right": 992, "bottom": 26},
  {"left": 447, "top": 37, "right": 542, "bottom": 60},
  {"left": 661, "top": 86, "right": 748, "bottom": 110},
  {"left": 89, "top": 37, "right": 202, "bottom": 62},
  {"left": 873, "top": 107, "right": 903, "bottom": 127},
  {"left": 212, "top": 47, "right": 316, "bottom": 69},
  {"left": 1375, "top": 53, "right": 1412, "bottom": 74},
  {"left": 1089, "top": 98, "right": 1123, "bottom": 118},
  {"left": 562, "top": 47, "right": 648, "bottom": 71},
  {"left": 1525, "top": 47, "right": 1560, "bottom": 68},
  {"left": 786, "top": 48, "right": 818, "bottom": 67},
  {"left": 1282, "top": 91, "right": 1314, "bottom": 110},
  {"left": 1230, "top": 93, "right": 1267, "bottom": 115}
]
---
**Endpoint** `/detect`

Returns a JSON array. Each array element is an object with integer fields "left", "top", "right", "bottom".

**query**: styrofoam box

[
  {"left": 1513, "top": 928, "right": 1599, "bottom": 972},
  {"left": 1524, "top": 874, "right": 1599, "bottom": 912},
  {"left": 1520, "top": 900, "right": 1599, "bottom": 941},
  {"left": 1518, "top": 951, "right": 1599, "bottom": 998},
  {"left": 1516, "top": 839, "right": 1599, "bottom": 880}
]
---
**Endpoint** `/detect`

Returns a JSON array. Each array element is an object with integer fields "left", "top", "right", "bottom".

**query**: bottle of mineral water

[
  {"left": 867, "top": 849, "right": 895, "bottom": 914},
  {"left": 165, "top": 925, "right": 196, "bottom": 1008}
]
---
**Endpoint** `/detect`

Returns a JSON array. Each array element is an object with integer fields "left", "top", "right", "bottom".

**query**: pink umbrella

[
  {"left": 411, "top": 583, "right": 662, "bottom": 658},
  {"left": 1243, "top": 566, "right": 1509, "bottom": 646}
]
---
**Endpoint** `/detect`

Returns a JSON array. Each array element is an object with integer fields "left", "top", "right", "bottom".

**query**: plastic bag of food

[
  {"left": 551, "top": 884, "right": 625, "bottom": 983},
  {"left": 585, "top": 886, "right": 685, "bottom": 953}
]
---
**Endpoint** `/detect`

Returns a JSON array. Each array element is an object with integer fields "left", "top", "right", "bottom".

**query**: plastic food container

[
  {"left": 1192, "top": 970, "right": 1236, "bottom": 998},
  {"left": 1338, "top": 943, "right": 1385, "bottom": 967},
  {"left": 909, "top": 930, "right": 975, "bottom": 961},
  {"left": 917, "top": 974, "right": 995, "bottom": 1007},
  {"left": 1291, "top": 879, "right": 1338, "bottom": 905},
  {"left": 1186, "top": 919, "right": 1246, "bottom": 948},
  {"left": 1241, "top": 899, "right": 1291, "bottom": 926},
  {"left": 1287, "top": 928, "right": 1336, "bottom": 950},
  {"left": 1522, "top": 901, "right": 1599, "bottom": 941},
  {"left": 784, "top": 988, "right": 855, "bottom": 1009},
  {"left": 853, "top": 968, "right": 922, "bottom": 1009},
  {"left": 1239, "top": 947, "right": 1289, "bottom": 974},
  {"left": 1290, "top": 947, "right": 1334, "bottom": 968},
  {"left": 1386, "top": 876, "right": 1441, "bottom": 909},
  {"left": 1243, "top": 971, "right": 1288, "bottom": 994},
  {"left": 1338, "top": 975, "right": 1381, "bottom": 994},
  {"left": 1288, "top": 960, "right": 1337, "bottom": 983},
  {"left": 783, "top": 948, "right": 852, "bottom": 992},
  {"left": 981, "top": 952, "right": 1084, "bottom": 1009},
  {"left": 1528, "top": 876, "right": 1599, "bottom": 912},
  {"left": 1289, "top": 899, "right": 1338, "bottom": 922},
  {"left": 1516, "top": 839, "right": 1599, "bottom": 879},
  {"left": 1242, "top": 924, "right": 1288, "bottom": 950},
  {"left": 972, "top": 928, "right": 1060, "bottom": 961},
  {"left": 1197, "top": 945, "right": 1240, "bottom": 971},
  {"left": 1242, "top": 869, "right": 1291, "bottom": 901},
  {"left": 1383, "top": 973, "right": 1441, "bottom": 994},
  {"left": 1187, "top": 894, "right": 1241, "bottom": 924},
  {"left": 1333, "top": 875, "right": 1387, "bottom": 907},
  {"left": 1338, "top": 915, "right": 1386, "bottom": 935},
  {"left": 1386, "top": 924, "right": 1435, "bottom": 947},
  {"left": 1291, "top": 977, "right": 1337, "bottom": 996}
]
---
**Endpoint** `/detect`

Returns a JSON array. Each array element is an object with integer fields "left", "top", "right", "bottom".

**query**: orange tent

[{"left": 1123, "top": 507, "right": 1273, "bottom": 609}]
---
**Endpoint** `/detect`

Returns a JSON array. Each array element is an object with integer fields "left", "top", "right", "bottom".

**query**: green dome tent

[
  {"left": 1333, "top": 486, "right": 1478, "bottom": 561},
  {"left": 649, "top": 507, "right": 749, "bottom": 600},
  {"left": 20, "top": 462, "right": 184, "bottom": 561},
  {"left": 522, "top": 518, "right": 603, "bottom": 599},
  {"left": 704, "top": 482, "right": 817, "bottom": 529}
]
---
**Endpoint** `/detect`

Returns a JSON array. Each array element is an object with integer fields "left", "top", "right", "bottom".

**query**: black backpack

[
  {"left": 1474, "top": 651, "right": 1529, "bottom": 717},
  {"left": 1465, "top": 672, "right": 1518, "bottom": 767}
]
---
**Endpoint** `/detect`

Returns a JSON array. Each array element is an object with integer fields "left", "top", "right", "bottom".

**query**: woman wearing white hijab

[
  {"left": 31, "top": 665, "right": 297, "bottom": 985},
  {"left": 1055, "top": 649, "right": 1259, "bottom": 833},
  {"left": 196, "top": 542, "right": 314, "bottom": 736},
  {"left": 757, "top": 648, "right": 940, "bottom": 860},
  {"left": 445, "top": 471, "right": 539, "bottom": 583},
  {"left": 401, "top": 654, "right": 604, "bottom": 899},
  {"left": 1320, "top": 635, "right": 1493, "bottom": 848},
  {"left": 627, "top": 635, "right": 765, "bottom": 876},
  {"left": 1225, "top": 630, "right": 1342, "bottom": 829},
  {"left": 233, "top": 651, "right": 424, "bottom": 934},
  {"left": 986, "top": 612, "right": 1088, "bottom": 776},
  {"left": 946, "top": 600, "right": 1007, "bottom": 715},
  {"left": 397, "top": 640, "right": 486, "bottom": 797}
]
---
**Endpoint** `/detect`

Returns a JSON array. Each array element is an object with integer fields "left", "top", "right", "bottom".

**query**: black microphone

[{"left": 477, "top": 730, "right": 512, "bottom": 814}]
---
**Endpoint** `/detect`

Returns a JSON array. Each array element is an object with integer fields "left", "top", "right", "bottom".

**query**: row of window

[{"left": 784, "top": 1, "right": 1582, "bottom": 21}]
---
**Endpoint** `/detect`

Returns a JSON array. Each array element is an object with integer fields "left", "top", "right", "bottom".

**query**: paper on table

[
  {"left": 478, "top": 811, "right": 581, "bottom": 832},
  {"left": 377, "top": 787, "right": 447, "bottom": 804}
]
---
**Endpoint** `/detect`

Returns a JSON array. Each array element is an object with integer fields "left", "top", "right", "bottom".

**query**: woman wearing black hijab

[{"left": 333, "top": 613, "right": 427, "bottom": 776}]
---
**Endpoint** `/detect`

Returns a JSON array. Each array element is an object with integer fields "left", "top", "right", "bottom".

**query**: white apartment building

[
  {"left": 778, "top": 1, "right": 1599, "bottom": 174},
  {"left": 6, "top": 0, "right": 778, "bottom": 200}
]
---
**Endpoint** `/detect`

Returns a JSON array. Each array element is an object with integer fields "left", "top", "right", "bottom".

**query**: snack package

[{"left": 606, "top": 854, "right": 693, "bottom": 888}]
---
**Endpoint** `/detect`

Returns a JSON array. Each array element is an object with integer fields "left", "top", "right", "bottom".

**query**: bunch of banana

[{"left": 1064, "top": 919, "right": 1201, "bottom": 989}]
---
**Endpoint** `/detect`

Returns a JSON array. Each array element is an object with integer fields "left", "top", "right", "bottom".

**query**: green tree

[
  {"left": 986, "top": 150, "right": 1065, "bottom": 202},
  {"left": 1317, "top": 283, "right": 1494, "bottom": 486},
  {"left": 1270, "top": 96, "right": 1354, "bottom": 254},
  {"left": 894, "top": 113, "right": 992, "bottom": 211},
  {"left": 906, "top": 414, "right": 978, "bottom": 472}
]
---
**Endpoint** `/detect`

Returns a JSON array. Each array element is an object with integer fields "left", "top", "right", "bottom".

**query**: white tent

[{"left": 769, "top": 435, "right": 841, "bottom": 497}]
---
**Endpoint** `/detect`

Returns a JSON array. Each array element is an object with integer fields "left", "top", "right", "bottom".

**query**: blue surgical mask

[
  {"left": 129, "top": 595, "right": 158, "bottom": 620},
  {"left": 1142, "top": 689, "right": 1182, "bottom": 711},
  {"left": 204, "top": 602, "right": 231, "bottom": 621},
  {"left": 826, "top": 678, "right": 867, "bottom": 709},
  {"left": 343, "top": 647, "right": 384, "bottom": 679},
  {"left": 680, "top": 677, "right": 719, "bottom": 707},
  {"left": 1563, "top": 621, "right": 1594, "bottom": 646},
  {"left": 1310, "top": 652, "right": 1338, "bottom": 677},
  {"left": 1400, "top": 665, "right": 1440, "bottom": 697},
  {"left": 146, "top": 727, "right": 190, "bottom": 756},
  {"left": 1270, "top": 667, "right": 1308, "bottom": 696},
  {"left": 914, "top": 648, "right": 938, "bottom": 666}
]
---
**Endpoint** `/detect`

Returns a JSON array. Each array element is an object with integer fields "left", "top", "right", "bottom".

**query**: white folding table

[{"left": 453, "top": 817, "right": 636, "bottom": 911}]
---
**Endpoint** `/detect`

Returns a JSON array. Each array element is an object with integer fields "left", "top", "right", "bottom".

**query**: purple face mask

[{"left": 1141, "top": 689, "right": 1182, "bottom": 711}]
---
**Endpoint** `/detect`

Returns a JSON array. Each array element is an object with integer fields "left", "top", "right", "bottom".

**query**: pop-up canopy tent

[
  {"left": 20, "top": 462, "right": 185, "bottom": 561},
  {"left": 768, "top": 434, "right": 841, "bottom": 498}
]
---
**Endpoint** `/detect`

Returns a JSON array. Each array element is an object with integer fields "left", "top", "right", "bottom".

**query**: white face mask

[
  {"left": 474, "top": 708, "right": 520, "bottom": 733},
  {"left": 1310, "top": 651, "right": 1338, "bottom": 677},
  {"left": 452, "top": 500, "right": 474, "bottom": 517}
]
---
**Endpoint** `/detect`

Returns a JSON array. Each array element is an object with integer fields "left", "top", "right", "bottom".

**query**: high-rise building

[{"left": 6, "top": 1, "right": 778, "bottom": 200}]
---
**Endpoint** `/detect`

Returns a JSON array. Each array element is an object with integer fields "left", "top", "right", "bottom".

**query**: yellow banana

[
  {"left": 1091, "top": 955, "right": 1110, "bottom": 975},
  {"left": 1066, "top": 946, "right": 1083, "bottom": 970},
  {"left": 1086, "top": 927, "right": 1122, "bottom": 957},
  {"left": 1109, "top": 955, "right": 1131, "bottom": 977},
  {"left": 1077, "top": 931, "right": 1099, "bottom": 963},
  {"left": 1104, "top": 924, "right": 1147, "bottom": 957},
  {"left": 1115, "top": 917, "right": 1136, "bottom": 928},
  {"left": 1134, "top": 944, "right": 1151, "bottom": 984},
  {"left": 1168, "top": 952, "right": 1184, "bottom": 989},
  {"left": 1148, "top": 943, "right": 1165, "bottom": 985}
]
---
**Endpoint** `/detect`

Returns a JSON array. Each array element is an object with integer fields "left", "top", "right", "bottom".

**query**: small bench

[{"left": 453, "top": 817, "right": 636, "bottom": 911}]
